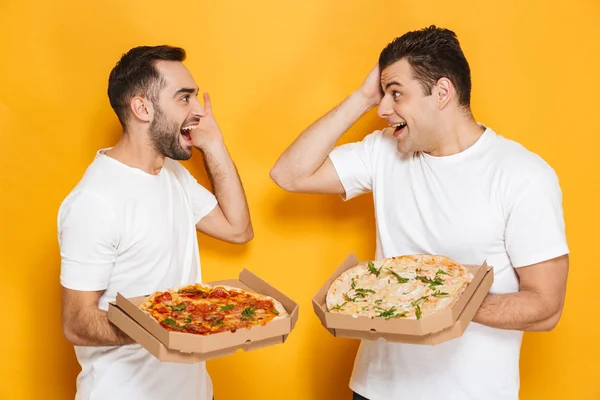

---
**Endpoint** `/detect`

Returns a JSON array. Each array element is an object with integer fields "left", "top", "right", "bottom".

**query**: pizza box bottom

[
  {"left": 312, "top": 253, "right": 494, "bottom": 345},
  {"left": 107, "top": 269, "right": 299, "bottom": 363}
]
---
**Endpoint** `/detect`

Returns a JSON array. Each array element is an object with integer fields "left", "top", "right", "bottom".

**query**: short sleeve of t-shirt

[
  {"left": 505, "top": 167, "right": 569, "bottom": 268},
  {"left": 328, "top": 131, "right": 382, "bottom": 201},
  {"left": 58, "top": 191, "right": 119, "bottom": 291},
  {"left": 176, "top": 163, "right": 218, "bottom": 224}
]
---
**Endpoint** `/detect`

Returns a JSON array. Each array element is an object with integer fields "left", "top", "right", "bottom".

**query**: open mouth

[
  {"left": 392, "top": 122, "right": 407, "bottom": 138},
  {"left": 180, "top": 124, "right": 198, "bottom": 143}
]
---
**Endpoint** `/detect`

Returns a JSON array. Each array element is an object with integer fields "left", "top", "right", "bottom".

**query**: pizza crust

[{"left": 211, "top": 284, "right": 289, "bottom": 320}]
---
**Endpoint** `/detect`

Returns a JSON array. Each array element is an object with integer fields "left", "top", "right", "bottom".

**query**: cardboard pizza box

[
  {"left": 312, "top": 253, "right": 494, "bottom": 345},
  {"left": 107, "top": 269, "right": 299, "bottom": 362}
]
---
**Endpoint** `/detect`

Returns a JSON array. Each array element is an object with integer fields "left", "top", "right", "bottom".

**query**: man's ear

[
  {"left": 130, "top": 96, "right": 153, "bottom": 122},
  {"left": 434, "top": 78, "right": 453, "bottom": 109}
]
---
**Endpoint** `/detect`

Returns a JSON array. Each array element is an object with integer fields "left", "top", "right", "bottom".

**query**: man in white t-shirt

[
  {"left": 270, "top": 25, "right": 569, "bottom": 400},
  {"left": 58, "top": 45, "right": 253, "bottom": 400}
]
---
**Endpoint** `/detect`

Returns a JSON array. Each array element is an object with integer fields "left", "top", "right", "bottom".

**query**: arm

[
  {"left": 192, "top": 93, "right": 253, "bottom": 244},
  {"left": 61, "top": 287, "right": 133, "bottom": 346},
  {"left": 473, "top": 254, "right": 569, "bottom": 331},
  {"left": 58, "top": 191, "right": 131, "bottom": 346},
  {"left": 270, "top": 65, "right": 383, "bottom": 194},
  {"left": 473, "top": 163, "right": 569, "bottom": 331}
]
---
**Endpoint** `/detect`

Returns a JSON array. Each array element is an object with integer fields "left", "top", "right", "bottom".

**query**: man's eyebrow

[
  {"left": 173, "top": 87, "right": 198, "bottom": 98},
  {"left": 385, "top": 81, "right": 404, "bottom": 89}
]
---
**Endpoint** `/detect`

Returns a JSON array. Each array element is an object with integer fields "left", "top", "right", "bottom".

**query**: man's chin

[
  {"left": 165, "top": 146, "right": 193, "bottom": 161},
  {"left": 176, "top": 150, "right": 193, "bottom": 161}
]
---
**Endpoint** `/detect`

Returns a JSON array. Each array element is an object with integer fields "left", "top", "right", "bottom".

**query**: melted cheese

[{"left": 326, "top": 256, "right": 473, "bottom": 320}]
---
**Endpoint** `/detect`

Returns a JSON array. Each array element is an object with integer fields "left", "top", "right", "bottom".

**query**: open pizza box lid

[
  {"left": 312, "top": 253, "right": 494, "bottom": 345},
  {"left": 108, "top": 269, "right": 299, "bottom": 362}
]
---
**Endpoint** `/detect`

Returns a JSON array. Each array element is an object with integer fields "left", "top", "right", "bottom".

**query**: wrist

[
  {"left": 350, "top": 89, "right": 378, "bottom": 112},
  {"left": 194, "top": 134, "right": 225, "bottom": 152},
  {"left": 195, "top": 137, "right": 227, "bottom": 155}
]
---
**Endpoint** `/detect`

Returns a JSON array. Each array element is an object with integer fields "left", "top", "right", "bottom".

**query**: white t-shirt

[
  {"left": 58, "top": 150, "right": 218, "bottom": 400},
  {"left": 328, "top": 125, "right": 569, "bottom": 400}
]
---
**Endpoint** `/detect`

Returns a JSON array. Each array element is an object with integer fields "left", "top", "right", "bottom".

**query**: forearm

[
  {"left": 64, "top": 306, "right": 133, "bottom": 346},
  {"left": 271, "top": 90, "right": 373, "bottom": 182},
  {"left": 473, "top": 291, "right": 561, "bottom": 331},
  {"left": 201, "top": 140, "right": 251, "bottom": 233}
]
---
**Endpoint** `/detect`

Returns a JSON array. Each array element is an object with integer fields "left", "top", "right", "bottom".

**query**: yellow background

[{"left": 1, "top": 0, "right": 598, "bottom": 399}]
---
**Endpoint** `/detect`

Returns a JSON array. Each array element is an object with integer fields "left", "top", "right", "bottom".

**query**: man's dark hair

[
  {"left": 107, "top": 45, "right": 186, "bottom": 127},
  {"left": 379, "top": 25, "right": 471, "bottom": 108}
]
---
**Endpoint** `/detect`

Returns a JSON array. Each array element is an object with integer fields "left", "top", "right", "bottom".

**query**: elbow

[
  {"left": 528, "top": 308, "right": 563, "bottom": 332},
  {"left": 238, "top": 227, "right": 254, "bottom": 244},
  {"left": 269, "top": 166, "right": 296, "bottom": 192},
  {"left": 230, "top": 224, "right": 254, "bottom": 244},
  {"left": 540, "top": 310, "right": 563, "bottom": 332},
  {"left": 63, "top": 323, "right": 85, "bottom": 346},
  {"left": 540, "top": 298, "right": 566, "bottom": 332},
  {"left": 62, "top": 309, "right": 91, "bottom": 346}
]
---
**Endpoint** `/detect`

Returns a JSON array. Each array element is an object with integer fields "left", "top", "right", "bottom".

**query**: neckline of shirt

[
  {"left": 419, "top": 123, "right": 495, "bottom": 164},
  {"left": 96, "top": 148, "right": 166, "bottom": 178}
]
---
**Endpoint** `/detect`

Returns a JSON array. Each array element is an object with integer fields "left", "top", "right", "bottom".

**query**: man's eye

[{"left": 182, "top": 95, "right": 189, "bottom": 103}]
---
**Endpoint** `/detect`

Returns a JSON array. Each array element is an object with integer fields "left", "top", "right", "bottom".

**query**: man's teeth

[{"left": 181, "top": 125, "right": 199, "bottom": 131}]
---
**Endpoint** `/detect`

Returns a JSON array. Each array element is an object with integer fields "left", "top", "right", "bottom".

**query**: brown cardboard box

[
  {"left": 312, "top": 253, "right": 494, "bottom": 345},
  {"left": 108, "top": 269, "right": 299, "bottom": 363}
]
